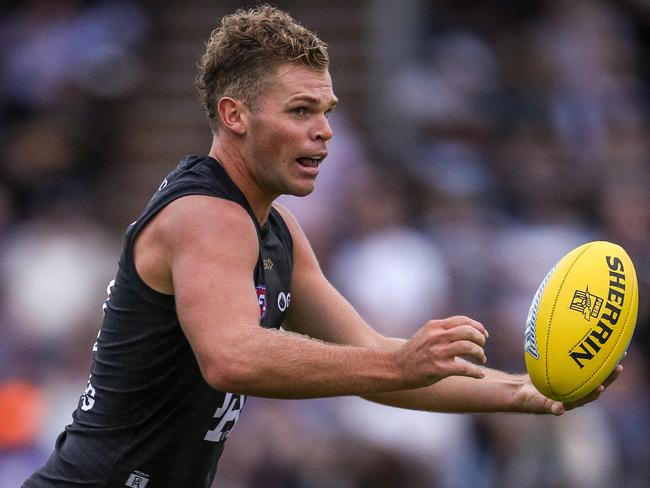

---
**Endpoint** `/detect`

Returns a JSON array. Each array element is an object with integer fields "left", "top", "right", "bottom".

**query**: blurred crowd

[{"left": 0, "top": 1, "right": 648, "bottom": 487}]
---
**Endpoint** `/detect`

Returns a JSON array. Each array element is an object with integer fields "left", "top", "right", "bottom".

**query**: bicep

[{"left": 163, "top": 196, "right": 261, "bottom": 373}]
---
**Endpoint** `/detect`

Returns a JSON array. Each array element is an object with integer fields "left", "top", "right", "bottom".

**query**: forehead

[{"left": 264, "top": 63, "right": 337, "bottom": 105}]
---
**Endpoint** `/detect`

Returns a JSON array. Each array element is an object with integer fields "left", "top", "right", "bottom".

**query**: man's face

[{"left": 243, "top": 63, "right": 337, "bottom": 198}]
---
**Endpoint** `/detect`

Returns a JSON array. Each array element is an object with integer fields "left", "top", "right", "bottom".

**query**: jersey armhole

[
  {"left": 269, "top": 206, "right": 294, "bottom": 258},
  {"left": 121, "top": 185, "right": 222, "bottom": 304}
]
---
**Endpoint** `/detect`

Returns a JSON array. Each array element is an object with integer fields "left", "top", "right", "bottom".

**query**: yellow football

[{"left": 524, "top": 241, "right": 638, "bottom": 402}]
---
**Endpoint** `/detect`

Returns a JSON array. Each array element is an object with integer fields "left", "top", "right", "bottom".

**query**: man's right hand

[{"left": 393, "top": 316, "right": 489, "bottom": 389}]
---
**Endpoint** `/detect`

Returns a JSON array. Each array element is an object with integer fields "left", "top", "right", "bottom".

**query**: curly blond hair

[{"left": 195, "top": 4, "right": 329, "bottom": 131}]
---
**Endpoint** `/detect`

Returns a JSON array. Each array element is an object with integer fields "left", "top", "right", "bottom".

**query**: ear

[{"left": 217, "top": 97, "right": 248, "bottom": 135}]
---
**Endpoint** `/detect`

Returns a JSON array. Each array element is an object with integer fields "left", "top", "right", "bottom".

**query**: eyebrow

[{"left": 288, "top": 94, "right": 338, "bottom": 109}]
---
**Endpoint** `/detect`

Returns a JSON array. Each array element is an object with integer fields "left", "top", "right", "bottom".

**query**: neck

[{"left": 208, "top": 136, "right": 275, "bottom": 224}]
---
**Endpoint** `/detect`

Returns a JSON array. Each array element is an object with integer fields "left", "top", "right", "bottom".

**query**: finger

[
  {"left": 436, "top": 316, "right": 489, "bottom": 338},
  {"left": 550, "top": 402, "right": 566, "bottom": 416},
  {"left": 564, "top": 364, "right": 622, "bottom": 410},
  {"left": 444, "top": 325, "right": 488, "bottom": 347},
  {"left": 443, "top": 340, "right": 487, "bottom": 365},
  {"left": 602, "top": 364, "right": 623, "bottom": 389},
  {"left": 446, "top": 357, "right": 486, "bottom": 379},
  {"left": 564, "top": 385, "right": 604, "bottom": 410}
]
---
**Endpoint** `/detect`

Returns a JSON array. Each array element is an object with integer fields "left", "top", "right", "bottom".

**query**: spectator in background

[
  {"left": 0, "top": 1, "right": 151, "bottom": 484},
  {"left": 0, "top": 0, "right": 151, "bottom": 220},
  {"left": 21, "top": 4, "right": 622, "bottom": 487},
  {"left": 0, "top": 380, "right": 46, "bottom": 488},
  {"left": 1, "top": 1, "right": 648, "bottom": 487},
  {"left": 379, "top": 1, "right": 650, "bottom": 487}
]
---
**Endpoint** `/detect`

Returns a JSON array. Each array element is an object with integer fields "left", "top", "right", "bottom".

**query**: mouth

[{"left": 296, "top": 154, "right": 326, "bottom": 168}]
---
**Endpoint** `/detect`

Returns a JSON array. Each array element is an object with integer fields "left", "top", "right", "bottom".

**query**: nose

[{"left": 312, "top": 114, "right": 333, "bottom": 142}]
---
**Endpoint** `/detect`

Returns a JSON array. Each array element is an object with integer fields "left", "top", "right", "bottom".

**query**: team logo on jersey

[{"left": 256, "top": 285, "right": 267, "bottom": 318}]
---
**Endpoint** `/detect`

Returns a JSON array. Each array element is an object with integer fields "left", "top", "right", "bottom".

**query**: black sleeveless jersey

[{"left": 24, "top": 155, "right": 294, "bottom": 488}]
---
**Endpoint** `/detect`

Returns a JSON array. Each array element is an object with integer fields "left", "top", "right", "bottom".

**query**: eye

[{"left": 292, "top": 107, "right": 307, "bottom": 116}]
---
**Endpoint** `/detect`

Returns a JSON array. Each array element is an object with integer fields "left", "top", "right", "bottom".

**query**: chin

[{"left": 286, "top": 182, "right": 317, "bottom": 197}]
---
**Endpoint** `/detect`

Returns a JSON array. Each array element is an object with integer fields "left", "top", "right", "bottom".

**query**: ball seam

[{"left": 545, "top": 243, "right": 593, "bottom": 399}]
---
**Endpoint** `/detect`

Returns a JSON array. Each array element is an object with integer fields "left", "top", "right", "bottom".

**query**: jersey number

[
  {"left": 204, "top": 393, "right": 246, "bottom": 442},
  {"left": 80, "top": 279, "right": 115, "bottom": 410}
]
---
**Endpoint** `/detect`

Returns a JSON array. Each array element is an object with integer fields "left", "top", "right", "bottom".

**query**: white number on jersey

[
  {"left": 80, "top": 379, "right": 96, "bottom": 411},
  {"left": 94, "top": 279, "right": 115, "bottom": 351},
  {"left": 204, "top": 393, "right": 246, "bottom": 442}
]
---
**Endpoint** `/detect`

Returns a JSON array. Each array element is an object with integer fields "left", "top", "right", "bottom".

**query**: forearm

[
  {"left": 212, "top": 317, "right": 491, "bottom": 405},
  {"left": 363, "top": 363, "right": 527, "bottom": 413},
  {"left": 207, "top": 326, "right": 406, "bottom": 399}
]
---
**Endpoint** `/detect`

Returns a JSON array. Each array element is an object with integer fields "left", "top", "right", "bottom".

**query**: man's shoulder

[{"left": 160, "top": 195, "right": 255, "bottom": 240}]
